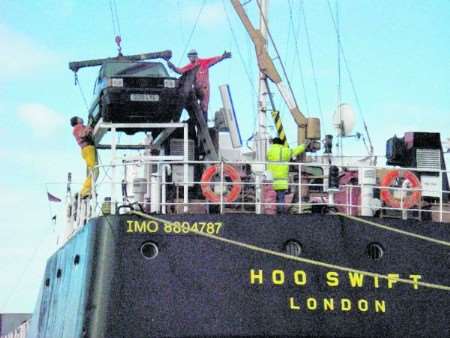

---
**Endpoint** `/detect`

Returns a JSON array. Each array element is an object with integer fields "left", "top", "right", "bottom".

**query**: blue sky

[{"left": 0, "top": 0, "right": 449, "bottom": 312}]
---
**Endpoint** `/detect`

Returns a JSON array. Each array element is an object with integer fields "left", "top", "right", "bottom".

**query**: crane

[{"left": 230, "top": 0, "right": 320, "bottom": 148}]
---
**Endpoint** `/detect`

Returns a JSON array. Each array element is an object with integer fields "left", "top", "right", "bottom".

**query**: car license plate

[{"left": 130, "top": 94, "right": 159, "bottom": 102}]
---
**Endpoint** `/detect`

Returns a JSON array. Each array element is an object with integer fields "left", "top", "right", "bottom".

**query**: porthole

[
  {"left": 140, "top": 241, "right": 159, "bottom": 260},
  {"left": 284, "top": 240, "right": 303, "bottom": 257},
  {"left": 367, "top": 242, "right": 384, "bottom": 260}
]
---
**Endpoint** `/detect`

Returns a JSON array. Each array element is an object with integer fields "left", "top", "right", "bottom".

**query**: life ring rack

[
  {"left": 380, "top": 170, "right": 421, "bottom": 209},
  {"left": 200, "top": 164, "right": 242, "bottom": 203}
]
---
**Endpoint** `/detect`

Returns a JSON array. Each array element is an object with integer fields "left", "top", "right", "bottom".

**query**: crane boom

[
  {"left": 69, "top": 50, "right": 172, "bottom": 72},
  {"left": 230, "top": 0, "right": 312, "bottom": 145}
]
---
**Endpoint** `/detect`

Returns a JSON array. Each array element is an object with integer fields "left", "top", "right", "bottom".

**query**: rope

[
  {"left": 109, "top": 0, "right": 121, "bottom": 37},
  {"left": 335, "top": 213, "right": 450, "bottom": 248},
  {"left": 334, "top": 0, "right": 342, "bottom": 111},
  {"left": 326, "top": 0, "right": 374, "bottom": 154},
  {"left": 254, "top": 0, "right": 300, "bottom": 113},
  {"left": 109, "top": 1, "right": 117, "bottom": 36},
  {"left": 0, "top": 222, "right": 55, "bottom": 311},
  {"left": 277, "top": 1, "right": 293, "bottom": 112},
  {"left": 222, "top": 0, "right": 257, "bottom": 97},
  {"left": 330, "top": 0, "right": 343, "bottom": 158},
  {"left": 176, "top": 0, "right": 186, "bottom": 46},
  {"left": 178, "top": 0, "right": 207, "bottom": 65},
  {"left": 74, "top": 73, "right": 90, "bottom": 112},
  {"left": 287, "top": 0, "right": 310, "bottom": 116},
  {"left": 222, "top": 0, "right": 258, "bottom": 137},
  {"left": 112, "top": 0, "right": 121, "bottom": 36},
  {"left": 45, "top": 184, "right": 58, "bottom": 237},
  {"left": 130, "top": 211, "right": 450, "bottom": 292},
  {"left": 300, "top": 0, "right": 324, "bottom": 128}
]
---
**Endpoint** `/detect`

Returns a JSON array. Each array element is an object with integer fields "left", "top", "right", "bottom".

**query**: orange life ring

[
  {"left": 201, "top": 164, "right": 241, "bottom": 203},
  {"left": 380, "top": 170, "right": 421, "bottom": 209}
]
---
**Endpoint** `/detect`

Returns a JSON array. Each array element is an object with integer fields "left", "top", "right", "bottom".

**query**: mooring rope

[
  {"left": 130, "top": 211, "right": 450, "bottom": 292},
  {"left": 335, "top": 213, "right": 450, "bottom": 248}
]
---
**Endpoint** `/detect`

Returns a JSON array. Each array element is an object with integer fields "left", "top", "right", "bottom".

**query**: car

[{"left": 88, "top": 60, "right": 184, "bottom": 133}]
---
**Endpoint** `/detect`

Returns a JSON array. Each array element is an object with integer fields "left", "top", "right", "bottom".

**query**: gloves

[
  {"left": 304, "top": 139, "right": 312, "bottom": 151},
  {"left": 222, "top": 51, "right": 232, "bottom": 59}
]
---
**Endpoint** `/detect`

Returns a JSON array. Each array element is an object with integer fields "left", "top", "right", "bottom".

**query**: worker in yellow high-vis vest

[
  {"left": 267, "top": 137, "right": 307, "bottom": 213},
  {"left": 70, "top": 116, "right": 97, "bottom": 198}
]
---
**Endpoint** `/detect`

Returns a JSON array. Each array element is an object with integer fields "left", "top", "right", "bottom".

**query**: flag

[{"left": 47, "top": 192, "right": 62, "bottom": 203}]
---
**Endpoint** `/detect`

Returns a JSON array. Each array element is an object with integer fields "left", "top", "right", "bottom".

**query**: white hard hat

[{"left": 187, "top": 49, "right": 198, "bottom": 56}]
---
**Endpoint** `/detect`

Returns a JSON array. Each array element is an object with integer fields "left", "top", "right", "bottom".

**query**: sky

[{"left": 0, "top": 0, "right": 449, "bottom": 313}]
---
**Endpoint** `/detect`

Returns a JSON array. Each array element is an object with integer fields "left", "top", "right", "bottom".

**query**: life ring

[
  {"left": 380, "top": 170, "right": 421, "bottom": 209},
  {"left": 201, "top": 164, "right": 241, "bottom": 203}
]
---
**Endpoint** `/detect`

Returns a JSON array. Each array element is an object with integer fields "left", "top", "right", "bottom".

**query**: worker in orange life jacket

[
  {"left": 167, "top": 49, "right": 231, "bottom": 122},
  {"left": 70, "top": 116, "right": 97, "bottom": 198}
]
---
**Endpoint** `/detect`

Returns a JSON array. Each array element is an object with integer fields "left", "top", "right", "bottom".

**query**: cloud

[
  {"left": 0, "top": 23, "right": 59, "bottom": 79},
  {"left": 17, "top": 103, "right": 65, "bottom": 137}
]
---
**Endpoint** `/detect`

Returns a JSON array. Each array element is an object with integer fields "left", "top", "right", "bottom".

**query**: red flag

[{"left": 47, "top": 192, "right": 62, "bottom": 203}]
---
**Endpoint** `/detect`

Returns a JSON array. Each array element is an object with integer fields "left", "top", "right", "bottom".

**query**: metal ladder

[
  {"left": 185, "top": 91, "right": 218, "bottom": 161},
  {"left": 176, "top": 66, "right": 218, "bottom": 161}
]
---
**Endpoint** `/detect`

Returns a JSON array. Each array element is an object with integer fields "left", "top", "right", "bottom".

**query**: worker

[
  {"left": 267, "top": 137, "right": 308, "bottom": 214},
  {"left": 167, "top": 49, "right": 231, "bottom": 121},
  {"left": 70, "top": 116, "right": 97, "bottom": 199}
]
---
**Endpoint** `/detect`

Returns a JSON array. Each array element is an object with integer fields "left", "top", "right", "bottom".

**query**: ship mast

[
  {"left": 256, "top": 0, "right": 269, "bottom": 162},
  {"left": 231, "top": 0, "right": 316, "bottom": 150}
]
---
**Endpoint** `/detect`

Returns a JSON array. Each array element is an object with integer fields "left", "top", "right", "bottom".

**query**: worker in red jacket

[
  {"left": 70, "top": 116, "right": 97, "bottom": 198},
  {"left": 167, "top": 49, "right": 231, "bottom": 121}
]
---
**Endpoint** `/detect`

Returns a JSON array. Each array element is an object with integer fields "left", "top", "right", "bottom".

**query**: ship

[{"left": 1, "top": 1, "right": 449, "bottom": 337}]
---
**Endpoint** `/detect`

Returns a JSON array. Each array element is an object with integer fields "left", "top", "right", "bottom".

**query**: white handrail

[{"left": 62, "top": 158, "right": 450, "bottom": 227}]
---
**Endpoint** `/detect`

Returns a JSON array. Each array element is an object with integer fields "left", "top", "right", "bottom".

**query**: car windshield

[{"left": 102, "top": 62, "right": 169, "bottom": 77}]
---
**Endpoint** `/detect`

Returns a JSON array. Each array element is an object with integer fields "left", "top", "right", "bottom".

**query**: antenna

[{"left": 333, "top": 103, "right": 356, "bottom": 137}]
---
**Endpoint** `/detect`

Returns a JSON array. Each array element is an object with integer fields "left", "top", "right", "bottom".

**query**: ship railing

[{"left": 83, "top": 160, "right": 450, "bottom": 223}]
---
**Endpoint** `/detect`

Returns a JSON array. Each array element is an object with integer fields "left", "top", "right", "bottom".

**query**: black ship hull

[{"left": 27, "top": 214, "right": 450, "bottom": 337}]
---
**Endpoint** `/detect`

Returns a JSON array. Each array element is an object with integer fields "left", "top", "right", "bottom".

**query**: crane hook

[{"left": 115, "top": 35, "right": 123, "bottom": 56}]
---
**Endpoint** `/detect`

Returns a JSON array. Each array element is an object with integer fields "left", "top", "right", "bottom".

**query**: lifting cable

[
  {"left": 326, "top": 0, "right": 374, "bottom": 154},
  {"left": 74, "top": 0, "right": 122, "bottom": 113},
  {"left": 178, "top": 0, "right": 207, "bottom": 65},
  {"left": 130, "top": 211, "right": 450, "bottom": 292},
  {"left": 108, "top": 0, "right": 124, "bottom": 55},
  {"left": 109, "top": 0, "right": 121, "bottom": 39}
]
